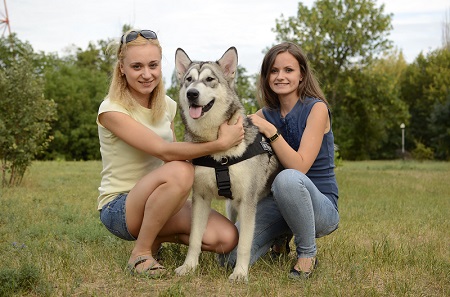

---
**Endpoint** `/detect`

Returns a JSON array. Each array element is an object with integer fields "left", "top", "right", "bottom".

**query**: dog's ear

[
  {"left": 175, "top": 48, "right": 192, "bottom": 82},
  {"left": 217, "top": 47, "right": 238, "bottom": 80}
]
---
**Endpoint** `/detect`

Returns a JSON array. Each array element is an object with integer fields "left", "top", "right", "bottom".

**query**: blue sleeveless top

[{"left": 262, "top": 97, "right": 339, "bottom": 208}]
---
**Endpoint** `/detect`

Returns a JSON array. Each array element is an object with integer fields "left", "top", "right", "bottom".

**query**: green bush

[
  {"left": 411, "top": 141, "right": 434, "bottom": 161},
  {"left": 0, "top": 56, "right": 57, "bottom": 186}
]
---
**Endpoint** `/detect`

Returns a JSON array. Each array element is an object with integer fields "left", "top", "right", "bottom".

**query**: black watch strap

[{"left": 268, "top": 131, "right": 280, "bottom": 143}]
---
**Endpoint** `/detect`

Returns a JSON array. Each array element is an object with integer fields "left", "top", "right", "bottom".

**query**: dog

[{"left": 173, "top": 47, "right": 280, "bottom": 282}]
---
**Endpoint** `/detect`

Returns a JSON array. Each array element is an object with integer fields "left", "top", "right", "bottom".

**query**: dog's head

[{"left": 175, "top": 47, "right": 241, "bottom": 124}]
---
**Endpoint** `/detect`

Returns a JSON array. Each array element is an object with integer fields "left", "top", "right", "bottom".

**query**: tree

[
  {"left": 0, "top": 34, "right": 36, "bottom": 68},
  {"left": 166, "top": 70, "right": 184, "bottom": 141},
  {"left": 37, "top": 25, "right": 123, "bottom": 160},
  {"left": 334, "top": 50, "right": 409, "bottom": 159},
  {"left": 429, "top": 94, "right": 450, "bottom": 160},
  {"left": 0, "top": 35, "right": 57, "bottom": 186},
  {"left": 400, "top": 48, "right": 450, "bottom": 160},
  {"left": 272, "top": 0, "right": 402, "bottom": 159},
  {"left": 274, "top": 0, "right": 393, "bottom": 105},
  {"left": 40, "top": 48, "right": 110, "bottom": 160},
  {"left": 235, "top": 66, "right": 258, "bottom": 114}
]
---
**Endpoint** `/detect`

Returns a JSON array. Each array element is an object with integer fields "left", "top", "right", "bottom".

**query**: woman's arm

[
  {"left": 98, "top": 111, "right": 244, "bottom": 162},
  {"left": 249, "top": 102, "right": 329, "bottom": 174}
]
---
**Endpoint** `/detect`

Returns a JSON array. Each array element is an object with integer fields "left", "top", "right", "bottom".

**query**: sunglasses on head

[{"left": 121, "top": 30, "right": 158, "bottom": 44}]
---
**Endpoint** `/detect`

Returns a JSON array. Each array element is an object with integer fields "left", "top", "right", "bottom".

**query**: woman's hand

[
  {"left": 247, "top": 114, "right": 277, "bottom": 138},
  {"left": 217, "top": 116, "right": 244, "bottom": 149}
]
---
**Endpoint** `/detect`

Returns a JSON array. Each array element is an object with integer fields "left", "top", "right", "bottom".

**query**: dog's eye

[
  {"left": 186, "top": 76, "right": 192, "bottom": 82},
  {"left": 206, "top": 77, "right": 215, "bottom": 82}
]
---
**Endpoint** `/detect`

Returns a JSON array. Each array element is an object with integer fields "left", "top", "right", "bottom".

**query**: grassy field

[{"left": 0, "top": 160, "right": 449, "bottom": 296}]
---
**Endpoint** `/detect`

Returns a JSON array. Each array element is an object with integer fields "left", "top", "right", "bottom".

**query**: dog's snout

[{"left": 187, "top": 89, "right": 199, "bottom": 101}]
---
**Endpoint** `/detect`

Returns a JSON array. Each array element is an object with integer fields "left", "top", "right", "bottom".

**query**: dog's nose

[{"left": 187, "top": 89, "right": 199, "bottom": 101}]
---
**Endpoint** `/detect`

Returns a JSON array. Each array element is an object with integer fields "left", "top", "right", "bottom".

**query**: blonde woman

[{"left": 97, "top": 30, "right": 244, "bottom": 277}]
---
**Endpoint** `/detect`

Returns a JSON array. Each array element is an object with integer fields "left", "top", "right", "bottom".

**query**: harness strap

[
  {"left": 215, "top": 167, "right": 232, "bottom": 198},
  {"left": 192, "top": 133, "right": 273, "bottom": 199}
]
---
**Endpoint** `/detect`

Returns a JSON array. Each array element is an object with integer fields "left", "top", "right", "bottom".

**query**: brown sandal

[{"left": 126, "top": 255, "right": 167, "bottom": 278}]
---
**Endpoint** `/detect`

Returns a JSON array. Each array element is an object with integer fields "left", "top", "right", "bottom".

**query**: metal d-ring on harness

[{"left": 192, "top": 133, "right": 274, "bottom": 199}]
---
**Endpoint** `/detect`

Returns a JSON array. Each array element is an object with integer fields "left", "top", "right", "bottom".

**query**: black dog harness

[{"left": 192, "top": 133, "right": 274, "bottom": 199}]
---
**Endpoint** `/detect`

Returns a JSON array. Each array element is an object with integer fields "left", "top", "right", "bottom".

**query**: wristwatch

[{"left": 268, "top": 131, "right": 280, "bottom": 143}]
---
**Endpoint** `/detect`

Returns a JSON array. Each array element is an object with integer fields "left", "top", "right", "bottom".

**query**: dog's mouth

[{"left": 189, "top": 99, "right": 215, "bottom": 119}]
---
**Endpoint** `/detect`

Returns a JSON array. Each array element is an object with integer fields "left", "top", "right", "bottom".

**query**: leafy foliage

[
  {"left": 411, "top": 141, "right": 435, "bottom": 161},
  {"left": 428, "top": 92, "right": 450, "bottom": 160},
  {"left": 0, "top": 35, "right": 57, "bottom": 186},
  {"left": 274, "top": 0, "right": 393, "bottom": 105},
  {"left": 400, "top": 48, "right": 450, "bottom": 159},
  {"left": 235, "top": 65, "right": 258, "bottom": 114},
  {"left": 333, "top": 51, "right": 410, "bottom": 159},
  {"left": 40, "top": 51, "right": 109, "bottom": 160},
  {"left": 1, "top": 6, "right": 449, "bottom": 162},
  {"left": 273, "top": 0, "right": 399, "bottom": 159}
]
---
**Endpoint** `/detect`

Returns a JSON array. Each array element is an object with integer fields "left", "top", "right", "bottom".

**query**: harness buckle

[{"left": 215, "top": 167, "right": 232, "bottom": 199}]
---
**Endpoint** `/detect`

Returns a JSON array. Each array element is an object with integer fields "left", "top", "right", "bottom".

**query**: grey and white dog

[{"left": 174, "top": 47, "right": 280, "bottom": 282}]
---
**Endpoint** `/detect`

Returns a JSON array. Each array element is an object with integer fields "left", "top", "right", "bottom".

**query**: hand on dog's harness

[{"left": 192, "top": 133, "right": 274, "bottom": 199}]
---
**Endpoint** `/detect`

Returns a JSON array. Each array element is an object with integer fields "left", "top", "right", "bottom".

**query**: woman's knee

[
  {"left": 274, "top": 169, "right": 305, "bottom": 187},
  {"left": 218, "top": 224, "right": 239, "bottom": 253},
  {"left": 272, "top": 169, "right": 307, "bottom": 197},
  {"left": 167, "top": 161, "right": 194, "bottom": 192},
  {"left": 204, "top": 212, "right": 238, "bottom": 254}
]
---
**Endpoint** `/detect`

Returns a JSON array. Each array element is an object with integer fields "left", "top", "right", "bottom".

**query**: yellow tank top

[{"left": 96, "top": 96, "right": 177, "bottom": 210}]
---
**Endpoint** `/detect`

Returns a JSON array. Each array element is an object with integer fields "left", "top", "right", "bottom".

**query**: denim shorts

[{"left": 99, "top": 193, "right": 136, "bottom": 241}]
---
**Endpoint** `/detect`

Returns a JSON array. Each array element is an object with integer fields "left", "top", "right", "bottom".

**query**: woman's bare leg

[
  {"left": 154, "top": 201, "right": 238, "bottom": 254},
  {"left": 125, "top": 161, "right": 194, "bottom": 271}
]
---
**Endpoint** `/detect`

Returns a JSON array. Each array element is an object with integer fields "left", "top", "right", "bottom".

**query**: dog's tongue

[{"left": 189, "top": 106, "right": 202, "bottom": 119}]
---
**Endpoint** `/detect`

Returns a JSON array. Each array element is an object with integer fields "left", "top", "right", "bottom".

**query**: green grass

[{"left": 0, "top": 160, "right": 449, "bottom": 296}]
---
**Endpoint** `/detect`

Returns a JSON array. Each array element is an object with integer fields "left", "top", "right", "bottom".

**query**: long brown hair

[
  {"left": 257, "top": 42, "right": 326, "bottom": 110},
  {"left": 106, "top": 30, "right": 166, "bottom": 123}
]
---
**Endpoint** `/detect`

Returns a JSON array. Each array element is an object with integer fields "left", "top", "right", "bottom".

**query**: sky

[{"left": 3, "top": 0, "right": 449, "bottom": 83}]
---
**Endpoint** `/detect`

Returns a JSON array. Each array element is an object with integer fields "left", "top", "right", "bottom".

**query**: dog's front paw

[
  {"left": 228, "top": 271, "right": 249, "bottom": 283},
  {"left": 175, "top": 264, "right": 196, "bottom": 276}
]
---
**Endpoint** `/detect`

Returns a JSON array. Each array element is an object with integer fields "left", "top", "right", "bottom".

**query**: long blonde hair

[{"left": 106, "top": 30, "right": 166, "bottom": 123}]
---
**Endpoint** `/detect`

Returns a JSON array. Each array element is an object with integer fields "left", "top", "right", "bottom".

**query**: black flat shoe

[{"left": 289, "top": 257, "right": 318, "bottom": 280}]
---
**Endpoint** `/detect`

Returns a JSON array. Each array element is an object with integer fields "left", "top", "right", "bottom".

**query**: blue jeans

[{"left": 220, "top": 169, "right": 339, "bottom": 267}]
